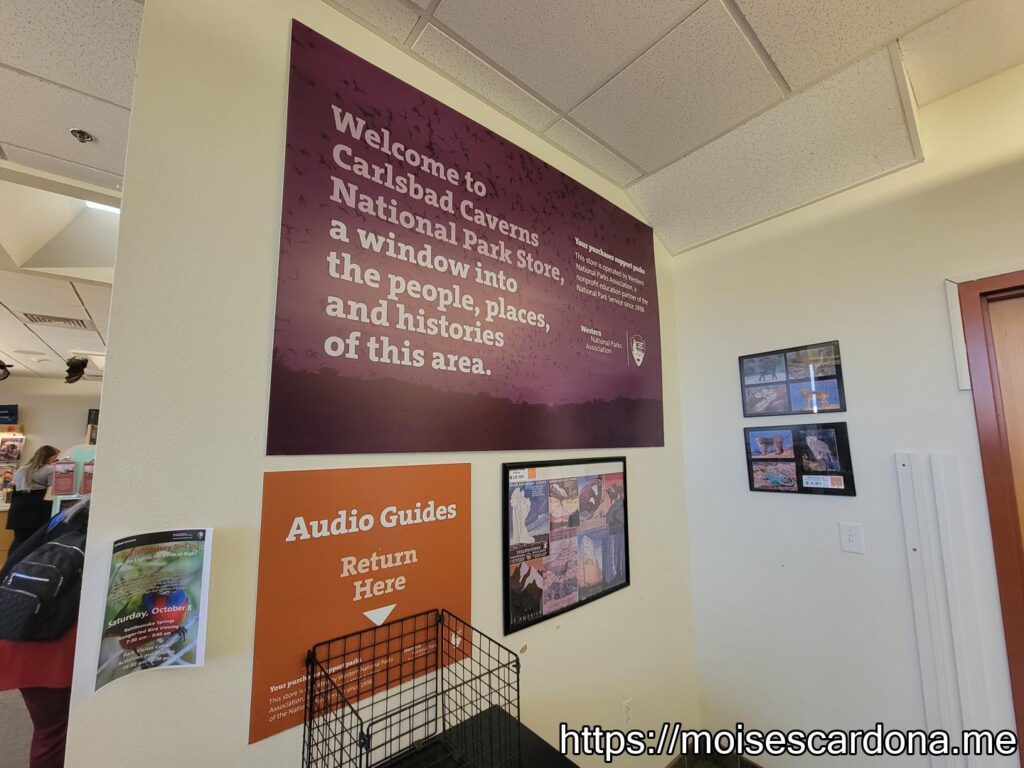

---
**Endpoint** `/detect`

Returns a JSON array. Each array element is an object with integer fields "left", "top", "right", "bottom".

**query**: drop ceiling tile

[
  {"left": 630, "top": 49, "right": 917, "bottom": 253},
  {"left": 31, "top": 326, "right": 106, "bottom": 358},
  {"left": 72, "top": 282, "right": 112, "bottom": 338},
  {"left": 901, "top": 0, "right": 1024, "bottom": 105},
  {"left": 543, "top": 120, "right": 643, "bottom": 186},
  {"left": 434, "top": 0, "right": 704, "bottom": 110},
  {"left": 0, "top": 0, "right": 141, "bottom": 108},
  {"left": 0, "top": 272, "right": 85, "bottom": 318},
  {"left": 322, "top": 0, "right": 421, "bottom": 42},
  {"left": 735, "top": 0, "right": 961, "bottom": 90},
  {"left": 1, "top": 352, "right": 53, "bottom": 378},
  {"left": 571, "top": 0, "right": 783, "bottom": 173},
  {"left": 0, "top": 307, "right": 58, "bottom": 377},
  {"left": 413, "top": 24, "right": 559, "bottom": 131},
  {"left": 2, "top": 145, "right": 124, "bottom": 191},
  {"left": 0, "top": 69, "right": 129, "bottom": 175}
]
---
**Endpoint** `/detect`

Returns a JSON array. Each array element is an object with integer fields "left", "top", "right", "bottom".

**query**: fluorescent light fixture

[{"left": 86, "top": 200, "right": 120, "bottom": 214}]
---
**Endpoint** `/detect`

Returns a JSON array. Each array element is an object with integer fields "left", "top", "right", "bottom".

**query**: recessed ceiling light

[
  {"left": 70, "top": 128, "right": 95, "bottom": 143},
  {"left": 86, "top": 201, "right": 120, "bottom": 214}
]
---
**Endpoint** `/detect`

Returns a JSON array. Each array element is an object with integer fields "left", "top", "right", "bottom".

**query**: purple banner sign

[{"left": 267, "top": 21, "right": 663, "bottom": 454}]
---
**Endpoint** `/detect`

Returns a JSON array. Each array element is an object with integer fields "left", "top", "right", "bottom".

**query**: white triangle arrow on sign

[{"left": 363, "top": 604, "right": 397, "bottom": 627}]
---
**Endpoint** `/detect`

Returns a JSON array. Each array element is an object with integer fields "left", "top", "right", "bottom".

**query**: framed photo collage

[
  {"left": 738, "top": 341, "right": 856, "bottom": 497},
  {"left": 502, "top": 457, "right": 629, "bottom": 633}
]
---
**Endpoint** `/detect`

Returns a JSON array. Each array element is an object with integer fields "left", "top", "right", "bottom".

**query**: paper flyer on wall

[{"left": 96, "top": 528, "right": 213, "bottom": 690}]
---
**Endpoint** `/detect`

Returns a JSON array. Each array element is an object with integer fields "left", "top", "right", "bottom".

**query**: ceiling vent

[{"left": 22, "top": 313, "right": 96, "bottom": 331}]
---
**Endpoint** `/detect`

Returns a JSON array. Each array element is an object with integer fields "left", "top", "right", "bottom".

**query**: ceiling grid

[
  {"left": 314, "top": 0, "right": 1024, "bottom": 252},
  {"left": 1, "top": 0, "right": 1022, "bottom": 258}
]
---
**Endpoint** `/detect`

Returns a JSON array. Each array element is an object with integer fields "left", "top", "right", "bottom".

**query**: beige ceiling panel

[
  {"left": 26, "top": 209, "right": 118, "bottom": 278},
  {"left": 26, "top": 267, "right": 116, "bottom": 285},
  {"left": 571, "top": 0, "right": 783, "bottom": 172},
  {"left": 543, "top": 120, "right": 643, "bottom": 186},
  {"left": 0, "top": 69, "right": 129, "bottom": 175},
  {"left": 0, "top": 178, "right": 83, "bottom": 265},
  {"left": 322, "top": 0, "right": 421, "bottom": 42},
  {"left": 0, "top": 0, "right": 141, "bottom": 108},
  {"left": 0, "top": 271, "right": 87, "bottom": 319},
  {"left": 630, "top": 49, "right": 918, "bottom": 253},
  {"left": 434, "top": 0, "right": 704, "bottom": 110},
  {"left": 413, "top": 24, "right": 559, "bottom": 131},
  {"left": 1, "top": 352, "right": 51, "bottom": 378},
  {"left": 1, "top": 145, "right": 123, "bottom": 191},
  {"left": 30, "top": 325, "right": 106, "bottom": 359},
  {"left": 901, "top": 0, "right": 1024, "bottom": 105},
  {"left": 72, "top": 282, "right": 112, "bottom": 339},
  {"left": 734, "top": 0, "right": 961, "bottom": 90},
  {"left": 0, "top": 306, "right": 59, "bottom": 377}
]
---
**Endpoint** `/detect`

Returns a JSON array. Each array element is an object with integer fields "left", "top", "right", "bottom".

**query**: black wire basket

[{"left": 303, "top": 609, "right": 521, "bottom": 768}]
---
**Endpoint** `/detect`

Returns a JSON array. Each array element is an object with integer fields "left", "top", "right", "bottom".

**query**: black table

[{"left": 383, "top": 707, "right": 578, "bottom": 768}]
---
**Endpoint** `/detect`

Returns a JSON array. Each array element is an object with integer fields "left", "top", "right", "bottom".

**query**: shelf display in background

[
  {"left": 745, "top": 422, "right": 856, "bottom": 496},
  {"left": 80, "top": 460, "right": 94, "bottom": 495},
  {"left": 503, "top": 457, "right": 629, "bottom": 633},
  {"left": 86, "top": 408, "right": 99, "bottom": 445},
  {"left": 96, "top": 528, "right": 213, "bottom": 689},
  {"left": 739, "top": 340, "right": 846, "bottom": 417},
  {"left": 266, "top": 20, "right": 662, "bottom": 455},
  {"left": 0, "top": 433, "right": 24, "bottom": 462},
  {"left": 51, "top": 459, "right": 77, "bottom": 496}
]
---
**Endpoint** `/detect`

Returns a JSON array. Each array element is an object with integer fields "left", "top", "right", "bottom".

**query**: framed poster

[
  {"left": 250, "top": 463, "right": 470, "bottom": 743},
  {"left": 739, "top": 340, "right": 846, "bottom": 417},
  {"left": 267, "top": 21, "right": 662, "bottom": 455},
  {"left": 0, "top": 405, "right": 18, "bottom": 425},
  {"left": 745, "top": 422, "right": 856, "bottom": 496},
  {"left": 502, "top": 457, "right": 629, "bottom": 633}
]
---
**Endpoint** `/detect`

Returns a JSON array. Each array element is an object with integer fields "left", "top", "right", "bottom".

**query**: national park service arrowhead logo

[{"left": 630, "top": 335, "right": 646, "bottom": 367}]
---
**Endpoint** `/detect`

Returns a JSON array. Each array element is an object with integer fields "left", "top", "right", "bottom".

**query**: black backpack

[{"left": 0, "top": 528, "right": 86, "bottom": 642}]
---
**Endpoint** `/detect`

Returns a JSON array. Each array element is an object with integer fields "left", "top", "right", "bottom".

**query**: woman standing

[{"left": 6, "top": 445, "right": 59, "bottom": 554}]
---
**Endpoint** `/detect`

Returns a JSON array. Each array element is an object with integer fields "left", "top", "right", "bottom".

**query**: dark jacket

[{"left": 4, "top": 488, "right": 51, "bottom": 533}]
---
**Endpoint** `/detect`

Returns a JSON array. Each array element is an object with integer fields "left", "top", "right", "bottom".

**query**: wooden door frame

[{"left": 959, "top": 269, "right": 1024, "bottom": 743}]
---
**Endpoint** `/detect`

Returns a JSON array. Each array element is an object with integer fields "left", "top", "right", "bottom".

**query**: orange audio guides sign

[{"left": 248, "top": 463, "right": 471, "bottom": 742}]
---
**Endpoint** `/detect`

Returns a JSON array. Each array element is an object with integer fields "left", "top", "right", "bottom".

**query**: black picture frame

[
  {"left": 502, "top": 457, "right": 630, "bottom": 634},
  {"left": 738, "top": 340, "right": 846, "bottom": 417},
  {"left": 744, "top": 422, "right": 857, "bottom": 496}
]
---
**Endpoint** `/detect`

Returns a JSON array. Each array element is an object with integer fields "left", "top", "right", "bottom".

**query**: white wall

[
  {"left": 0, "top": 376, "right": 100, "bottom": 458},
  {"left": 675, "top": 64, "right": 1024, "bottom": 765},
  {"left": 64, "top": 3, "right": 700, "bottom": 767}
]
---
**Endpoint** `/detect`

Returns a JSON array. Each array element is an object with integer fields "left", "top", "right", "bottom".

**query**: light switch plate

[{"left": 839, "top": 522, "right": 865, "bottom": 554}]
